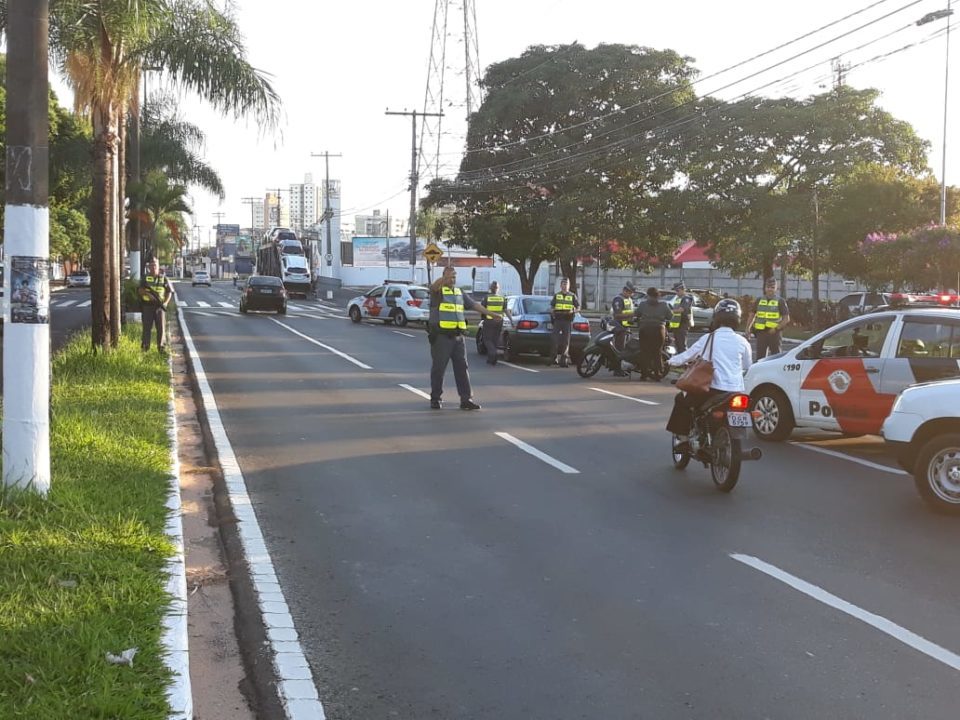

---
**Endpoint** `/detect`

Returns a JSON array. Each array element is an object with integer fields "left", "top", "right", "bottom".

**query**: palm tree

[
  {"left": 127, "top": 170, "right": 192, "bottom": 261},
  {"left": 0, "top": 0, "right": 281, "bottom": 350}
]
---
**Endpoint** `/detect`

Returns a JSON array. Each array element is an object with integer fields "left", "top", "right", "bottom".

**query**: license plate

[
  {"left": 259, "top": 289, "right": 274, "bottom": 294},
  {"left": 728, "top": 412, "right": 752, "bottom": 428},
  {"left": 546, "top": 322, "right": 553, "bottom": 330}
]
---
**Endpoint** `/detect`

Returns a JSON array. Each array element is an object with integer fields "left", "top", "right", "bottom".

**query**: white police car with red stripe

[{"left": 746, "top": 304, "right": 960, "bottom": 441}]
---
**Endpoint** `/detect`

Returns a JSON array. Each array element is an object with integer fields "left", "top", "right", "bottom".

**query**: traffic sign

[{"left": 423, "top": 243, "right": 443, "bottom": 263}]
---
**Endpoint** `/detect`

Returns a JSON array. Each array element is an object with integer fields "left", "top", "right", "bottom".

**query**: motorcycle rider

[
  {"left": 634, "top": 286, "right": 673, "bottom": 380},
  {"left": 665, "top": 299, "right": 753, "bottom": 452},
  {"left": 669, "top": 282, "right": 695, "bottom": 352},
  {"left": 610, "top": 281, "right": 637, "bottom": 376}
]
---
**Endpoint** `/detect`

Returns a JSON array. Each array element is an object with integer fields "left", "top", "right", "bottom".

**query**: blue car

[{"left": 476, "top": 294, "right": 591, "bottom": 363}]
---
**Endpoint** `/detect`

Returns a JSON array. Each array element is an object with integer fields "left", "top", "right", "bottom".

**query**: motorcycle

[
  {"left": 576, "top": 317, "right": 676, "bottom": 380},
  {"left": 670, "top": 391, "right": 763, "bottom": 492}
]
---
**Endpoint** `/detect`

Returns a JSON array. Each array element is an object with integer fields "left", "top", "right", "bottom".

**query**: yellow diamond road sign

[{"left": 423, "top": 243, "right": 443, "bottom": 263}]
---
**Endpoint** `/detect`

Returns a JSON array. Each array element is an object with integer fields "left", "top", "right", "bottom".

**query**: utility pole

[
  {"left": 812, "top": 188, "right": 821, "bottom": 330},
  {"left": 265, "top": 188, "right": 284, "bottom": 229},
  {"left": 4, "top": 0, "right": 50, "bottom": 494},
  {"left": 241, "top": 197, "right": 260, "bottom": 235},
  {"left": 385, "top": 209, "right": 391, "bottom": 274},
  {"left": 212, "top": 212, "right": 225, "bottom": 279},
  {"left": 310, "top": 151, "right": 342, "bottom": 273},
  {"left": 386, "top": 109, "right": 443, "bottom": 281}
]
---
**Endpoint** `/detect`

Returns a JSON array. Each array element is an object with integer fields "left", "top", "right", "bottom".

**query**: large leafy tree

[
  {"left": 426, "top": 43, "right": 696, "bottom": 292},
  {"left": 0, "top": 0, "right": 281, "bottom": 350},
  {"left": 127, "top": 170, "right": 192, "bottom": 261}
]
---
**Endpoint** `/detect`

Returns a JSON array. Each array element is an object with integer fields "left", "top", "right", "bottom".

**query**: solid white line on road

[
  {"left": 56, "top": 299, "right": 77, "bottom": 307},
  {"left": 194, "top": 311, "right": 215, "bottom": 317},
  {"left": 791, "top": 442, "right": 908, "bottom": 476},
  {"left": 270, "top": 319, "right": 372, "bottom": 370},
  {"left": 393, "top": 330, "right": 416, "bottom": 338},
  {"left": 499, "top": 361, "right": 539, "bottom": 374},
  {"left": 399, "top": 383, "right": 431, "bottom": 400},
  {"left": 195, "top": 301, "right": 211, "bottom": 308},
  {"left": 495, "top": 432, "right": 580, "bottom": 474},
  {"left": 77, "top": 300, "right": 91, "bottom": 307},
  {"left": 177, "top": 308, "right": 327, "bottom": 720},
  {"left": 217, "top": 301, "right": 234, "bottom": 308},
  {"left": 588, "top": 387, "right": 659, "bottom": 406},
  {"left": 730, "top": 553, "right": 960, "bottom": 673}
]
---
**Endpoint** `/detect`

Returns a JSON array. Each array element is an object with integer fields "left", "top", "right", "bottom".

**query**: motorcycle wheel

[
  {"left": 577, "top": 349, "right": 604, "bottom": 378},
  {"left": 709, "top": 426, "right": 742, "bottom": 492},
  {"left": 655, "top": 354, "right": 672, "bottom": 380},
  {"left": 671, "top": 434, "right": 690, "bottom": 470}
]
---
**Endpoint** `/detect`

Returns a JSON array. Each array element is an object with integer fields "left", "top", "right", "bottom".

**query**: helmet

[{"left": 712, "top": 298, "right": 742, "bottom": 323}]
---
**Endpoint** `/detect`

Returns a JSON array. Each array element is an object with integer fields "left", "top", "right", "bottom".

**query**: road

[{"left": 179, "top": 281, "right": 960, "bottom": 720}]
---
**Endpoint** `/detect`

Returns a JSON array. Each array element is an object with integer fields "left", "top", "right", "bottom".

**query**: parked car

[
  {"left": 747, "top": 307, "right": 960, "bottom": 441},
  {"left": 239, "top": 275, "right": 286, "bottom": 314},
  {"left": 651, "top": 290, "right": 715, "bottom": 329},
  {"left": 478, "top": 294, "right": 591, "bottom": 362},
  {"left": 66, "top": 270, "right": 91, "bottom": 288},
  {"left": 836, "top": 291, "right": 893, "bottom": 318},
  {"left": 192, "top": 271, "right": 211, "bottom": 287},
  {"left": 347, "top": 282, "right": 431, "bottom": 327},
  {"left": 882, "top": 378, "right": 960, "bottom": 514}
]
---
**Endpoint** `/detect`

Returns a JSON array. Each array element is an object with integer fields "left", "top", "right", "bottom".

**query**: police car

[
  {"left": 746, "top": 304, "right": 960, "bottom": 441},
  {"left": 347, "top": 281, "right": 431, "bottom": 327}
]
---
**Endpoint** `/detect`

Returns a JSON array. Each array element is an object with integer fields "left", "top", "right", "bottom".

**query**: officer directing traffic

[
  {"left": 481, "top": 281, "right": 508, "bottom": 366},
  {"left": 669, "top": 281, "right": 695, "bottom": 352},
  {"left": 550, "top": 277, "right": 579, "bottom": 367},
  {"left": 428, "top": 266, "right": 503, "bottom": 410},
  {"left": 139, "top": 257, "right": 172, "bottom": 353},
  {"left": 747, "top": 278, "right": 791, "bottom": 359}
]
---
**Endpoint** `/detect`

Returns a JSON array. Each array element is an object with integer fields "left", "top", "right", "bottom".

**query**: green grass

[{"left": 0, "top": 326, "right": 176, "bottom": 719}]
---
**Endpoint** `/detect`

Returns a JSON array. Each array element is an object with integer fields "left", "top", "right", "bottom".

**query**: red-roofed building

[{"left": 671, "top": 240, "right": 713, "bottom": 268}]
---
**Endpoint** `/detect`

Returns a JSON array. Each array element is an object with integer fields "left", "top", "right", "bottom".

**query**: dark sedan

[
  {"left": 239, "top": 275, "right": 287, "bottom": 314},
  {"left": 477, "top": 294, "right": 591, "bottom": 362}
]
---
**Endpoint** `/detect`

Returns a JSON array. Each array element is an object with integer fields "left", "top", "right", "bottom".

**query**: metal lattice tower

[{"left": 420, "top": 0, "right": 483, "bottom": 183}]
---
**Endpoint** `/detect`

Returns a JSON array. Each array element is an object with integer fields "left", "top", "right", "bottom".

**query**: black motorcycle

[
  {"left": 576, "top": 317, "right": 676, "bottom": 380},
  {"left": 671, "top": 391, "right": 762, "bottom": 492}
]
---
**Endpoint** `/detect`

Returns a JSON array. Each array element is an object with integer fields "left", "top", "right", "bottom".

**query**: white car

[
  {"left": 192, "top": 271, "right": 211, "bottom": 287},
  {"left": 347, "top": 282, "right": 431, "bottom": 327},
  {"left": 746, "top": 307, "right": 960, "bottom": 441},
  {"left": 882, "top": 378, "right": 960, "bottom": 513},
  {"left": 66, "top": 270, "right": 91, "bottom": 288}
]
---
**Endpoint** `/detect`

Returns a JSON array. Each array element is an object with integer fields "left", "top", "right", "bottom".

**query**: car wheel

[
  {"left": 239, "top": 302, "right": 247, "bottom": 314},
  {"left": 914, "top": 433, "right": 960, "bottom": 514},
  {"left": 394, "top": 309, "right": 408, "bottom": 327},
  {"left": 502, "top": 332, "right": 518, "bottom": 362},
  {"left": 476, "top": 331, "right": 487, "bottom": 355},
  {"left": 349, "top": 305, "right": 362, "bottom": 323},
  {"left": 277, "top": 305, "right": 286, "bottom": 315},
  {"left": 751, "top": 387, "right": 794, "bottom": 442}
]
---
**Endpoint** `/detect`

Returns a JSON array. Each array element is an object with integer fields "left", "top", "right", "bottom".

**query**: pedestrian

[
  {"left": 669, "top": 281, "right": 695, "bottom": 353},
  {"left": 609, "top": 281, "right": 638, "bottom": 376},
  {"left": 139, "top": 256, "right": 172, "bottom": 354},
  {"left": 634, "top": 286, "right": 673, "bottom": 380},
  {"left": 428, "top": 266, "right": 503, "bottom": 410},
  {"left": 481, "top": 281, "right": 508, "bottom": 366},
  {"left": 747, "top": 278, "right": 791, "bottom": 359},
  {"left": 550, "top": 277, "right": 579, "bottom": 367},
  {"left": 233, "top": 270, "right": 239, "bottom": 287}
]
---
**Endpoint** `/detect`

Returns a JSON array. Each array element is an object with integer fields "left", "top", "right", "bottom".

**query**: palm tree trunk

[
  {"left": 90, "top": 106, "right": 117, "bottom": 350},
  {"left": 110, "top": 119, "right": 125, "bottom": 346}
]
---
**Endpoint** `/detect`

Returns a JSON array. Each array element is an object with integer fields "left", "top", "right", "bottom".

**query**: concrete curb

[
  {"left": 163, "top": 362, "right": 193, "bottom": 719},
  {"left": 175, "top": 303, "right": 327, "bottom": 720}
]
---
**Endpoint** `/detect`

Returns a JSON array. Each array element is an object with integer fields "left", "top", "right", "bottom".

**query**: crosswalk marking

[
  {"left": 287, "top": 304, "right": 307, "bottom": 311},
  {"left": 195, "top": 301, "right": 211, "bottom": 308},
  {"left": 217, "top": 302, "right": 234, "bottom": 308},
  {"left": 78, "top": 300, "right": 91, "bottom": 307},
  {"left": 56, "top": 300, "right": 77, "bottom": 307}
]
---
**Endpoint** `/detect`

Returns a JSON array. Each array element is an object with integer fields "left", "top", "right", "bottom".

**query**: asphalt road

[{"left": 180, "top": 281, "right": 960, "bottom": 720}]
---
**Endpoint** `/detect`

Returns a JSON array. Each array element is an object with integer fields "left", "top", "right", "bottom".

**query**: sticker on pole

[
  {"left": 10, "top": 256, "right": 50, "bottom": 324},
  {"left": 423, "top": 243, "right": 443, "bottom": 263}
]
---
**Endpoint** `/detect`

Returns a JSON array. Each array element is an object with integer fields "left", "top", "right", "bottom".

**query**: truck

[{"left": 256, "top": 230, "right": 311, "bottom": 298}]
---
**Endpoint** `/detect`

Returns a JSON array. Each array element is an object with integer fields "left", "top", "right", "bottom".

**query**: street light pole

[{"left": 917, "top": 5, "right": 955, "bottom": 224}]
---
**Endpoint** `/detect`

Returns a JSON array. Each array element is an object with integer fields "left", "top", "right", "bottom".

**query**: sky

[{"left": 51, "top": 0, "right": 960, "bottom": 244}]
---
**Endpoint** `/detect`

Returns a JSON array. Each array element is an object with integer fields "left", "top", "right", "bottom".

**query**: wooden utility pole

[
  {"left": 310, "top": 151, "right": 342, "bottom": 274},
  {"left": 386, "top": 109, "right": 443, "bottom": 281},
  {"left": 3, "top": 0, "right": 50, "bottom": 493}
]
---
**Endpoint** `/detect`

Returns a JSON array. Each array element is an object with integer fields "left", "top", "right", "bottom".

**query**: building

[
  {"left": 264, "top": 192, "right": 287, "bottom": 230},
  {"left": 354, "top": 209, "right": 406, "bottom": 237},
  {"left": 287, "top": 173, "right": 321, "bottom": 233},
  {"left": 252, "top": 201, "right": 266, "bottom": 232}
]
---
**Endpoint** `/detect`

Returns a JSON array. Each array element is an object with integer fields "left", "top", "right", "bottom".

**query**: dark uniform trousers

[
  {"left": 638, "top": 323, "right": 666, "bottom": 376},
  {"left": 673, "top": 325, "right": 689, "bottom": 353},
  {"left": 142, "top": 306, "right": 167, "bottom": 351},
  {"left": 430, "top": 332, "right": 472, "bottom": 402},
  {"left": 483, "top": 320, "right": 503, "bottom": 365},
  {"left": 755, "top": 329, "right": 782, "bottom": 359},
  {"left": 551, "top": 317, "right": 573, "bottom": 360}
]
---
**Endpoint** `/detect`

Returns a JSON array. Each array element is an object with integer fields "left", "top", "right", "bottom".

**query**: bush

[{"left": 122, "top": 279, "right": 141, "bottom": 312}]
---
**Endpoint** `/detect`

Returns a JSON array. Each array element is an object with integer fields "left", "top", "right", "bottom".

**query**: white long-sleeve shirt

[{"left": 668, "top": 327, "right": 753, "bottom": 392}]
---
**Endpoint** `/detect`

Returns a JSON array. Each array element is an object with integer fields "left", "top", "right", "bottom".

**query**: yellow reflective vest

[
  {"left": 754, "top": 297, "right": 783, "bottom": 331},
  {"left": 616, "top": 296, "right": 634, "bottom": 327},
  {"left": 438, "top": 287, "right": 467, "bottom": 331},
  {"left": 139, "top": 275, "right": 167, "bottom": 305},
  {"left": 553, "top": 292, "right": 575, "bottom": 315},
  {"left": 485, "top": 294, "right": 505, "bottom": 313}
]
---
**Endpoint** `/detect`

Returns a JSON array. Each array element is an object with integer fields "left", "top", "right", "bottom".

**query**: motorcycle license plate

[{"left": 728, "top": 412, "right": 752, "bottom": 428}]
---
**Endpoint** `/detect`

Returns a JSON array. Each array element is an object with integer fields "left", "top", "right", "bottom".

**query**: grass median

[{"left": 0, "top": 325, "right": 176, "bottom": 719}]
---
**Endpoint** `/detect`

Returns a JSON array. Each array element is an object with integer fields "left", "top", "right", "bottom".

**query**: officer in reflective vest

[
  {"left": 747, "top": 278, "right": 791, "bottom": 359},
  {"left": 139, "top": 257, "right": 172, "bottom": 353},
  {"left": 428, "top": 266, "right": 503, "bottom": 410},
  {"left": 481, "top": 281, "right": 509, "bottom": 366},
  {"left": 550, "top": 277, "right": 580, "bottom": 367},
  {"left": 669, "top": 281, "right": 695, "bottom": 352}
]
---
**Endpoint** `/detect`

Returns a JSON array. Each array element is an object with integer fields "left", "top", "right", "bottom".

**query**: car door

[
  {"left": 797, "top": 316, "right": 895, "bottom": 434},
  {"left": 384, "top": 286, "right": 403, "bottom": 314},
  {"left": 882, "top": 316, "right": 960, "bottom": 392},
  {"left": 362, "top": 286, "right": 386, "bottom": 318}
]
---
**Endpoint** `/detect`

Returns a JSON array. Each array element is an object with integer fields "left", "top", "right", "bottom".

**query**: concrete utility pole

[
  {"left": 241, "top": 196, "right": 259, "bottom": 234},
  {"left": 3, "top": 0, "right": 50, "bottom": 494},
  {"left": 212, "top": 212, "right": 225, "bottom": 278},
  {"left": 310, "top": 151, "right": 342, "bottom": 273},
  {"left": 386, "top": 109, "right": 443, "bottom": 281},
  {"left": 265, "top": 188, "right": 283, "bottom": 229}
]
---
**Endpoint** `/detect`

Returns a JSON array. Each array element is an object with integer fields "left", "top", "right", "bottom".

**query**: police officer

[
  {"left": 139, "top": 257, "right": 172, "bottom": 353},
  {"left": 635, "top": 286, "right": 673, "bottom": 379},
  {"left": 550, "top": 277, "right": 579, "bottom": 367},
  {"left": 609, "top": 281, "right": 637, "bottom": 376},
  {"left": 481, "top": 281, "right": 507, "bottom": 366},
  {"left": 428, "top": 266, "right": 502, "bottom": 410},
  {"left": 747, "top": 278, "right": 791, "bottom": 359},
  {"left": 669, "top": 281, "right": 695, "bottom": 352}
]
